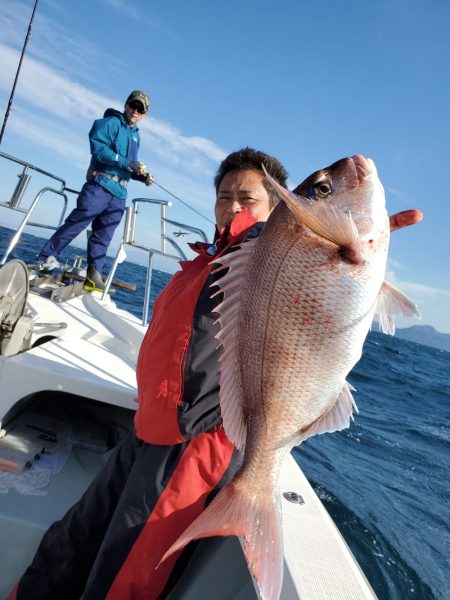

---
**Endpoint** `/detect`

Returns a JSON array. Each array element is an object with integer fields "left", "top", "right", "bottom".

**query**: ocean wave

[{"left": 306, "top": 480, "right": 436, "bottom": 600}]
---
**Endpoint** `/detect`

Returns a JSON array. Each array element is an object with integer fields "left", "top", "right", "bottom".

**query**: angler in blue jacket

[{"left": 38, "top": 90, "right": 153, "bottom": 291}]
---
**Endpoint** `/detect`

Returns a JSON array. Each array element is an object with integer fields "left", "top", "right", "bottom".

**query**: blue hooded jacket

[{"left": 87, "top": 108, "right": 140, "bottom": 200}]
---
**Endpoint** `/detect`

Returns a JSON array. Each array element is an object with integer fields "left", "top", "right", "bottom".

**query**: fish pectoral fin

[
  {"left": 375, "top": 280, "right": 421, "bottom": 335},
  {"left": 263, "top": 166, "right": 363, "bottom": 259},
  {"left": 298, "top": 381, "right": 358, "bottom": 443}
]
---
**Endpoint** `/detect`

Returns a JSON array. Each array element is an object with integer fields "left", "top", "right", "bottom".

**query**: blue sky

[{"left": 0, "top": 0, "right": 449, "bottom": 333}]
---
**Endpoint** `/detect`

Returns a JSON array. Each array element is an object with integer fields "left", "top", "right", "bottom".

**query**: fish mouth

[
  {"left": 351, "top": 154, "right": 377, "bottom": 182},
  {"left": 349, "top": 155, "right": 386, "bottom": 225}
]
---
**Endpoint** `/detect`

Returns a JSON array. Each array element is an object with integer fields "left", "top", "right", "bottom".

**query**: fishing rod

[
  {"left": 152, "top": 179, "right": 215, "bottom": 226},
  {"left": 0, "top": 0, "right": 40, "bottom": 146}
]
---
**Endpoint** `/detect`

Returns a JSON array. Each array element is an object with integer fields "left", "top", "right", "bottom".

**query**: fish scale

[{"left": 240, "top": 205, "right": 365, "bottom": 432}]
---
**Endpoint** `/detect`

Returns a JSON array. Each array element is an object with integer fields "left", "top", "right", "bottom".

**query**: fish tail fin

[{"left": 159, "top": 482, "right": 284, "bottom": 599}]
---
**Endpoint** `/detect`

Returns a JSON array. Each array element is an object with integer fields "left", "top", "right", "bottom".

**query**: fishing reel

[{"left": 0, "top": 260, "right": 33, "bottom": 356}]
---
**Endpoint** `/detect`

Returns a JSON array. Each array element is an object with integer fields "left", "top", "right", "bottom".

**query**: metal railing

[
  {"left": 0, "top": 151, "right": 77, "bottom": 264},
  {"left": 0, "top": 152, "right": 209, "bottom": 324},
  {"left": 103, "top": 198, "right": 209, "bottom": 326}
]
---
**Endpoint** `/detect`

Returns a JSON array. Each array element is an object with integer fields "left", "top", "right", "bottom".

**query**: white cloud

[
  {"left": 143, "top": 118, "right": 226, "bottom": 162},
  {"left": 0, "top": 42, "right": 226, "bottom": 162},
  {"left": 0, "top": 0, "right": 226, "bottom": 173},
  {"left": 0, "top": 43, "right": 108, "bottom": 119},
  {"left": 384, "top": 185, "right": 406, "bottom": 200},
  {"left": 6, "top": 109, "right": 88, "bottom": 170},
  {"left": 0, "top": 0, "right": 127, "bottom": 87},
  {"left": 100, "top": 0, "right": 142, "bottom": 20},
  {"left": 0, "top": 39, "right": 227, "bottom": 217},
  {"left": 99, "top": 0, "right": 178, "bottom": 38},
  {"left": 386, "top": 262, "right": 450, "bottom": 298},
  {"left": 0, "top": 2, "right": 30, "bottom": 49},
  {"left": 396, "top": 280, "right": 450, "bottom": 298}
]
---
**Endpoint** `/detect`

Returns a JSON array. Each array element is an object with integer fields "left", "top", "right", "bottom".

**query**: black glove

[{"left": 131, "top": 172, "right": 154, "bottom": 186}]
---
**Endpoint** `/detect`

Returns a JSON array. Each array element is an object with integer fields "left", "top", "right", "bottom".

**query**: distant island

[{"left": 395, "top": 325, "right": 450, "bottom": 352}]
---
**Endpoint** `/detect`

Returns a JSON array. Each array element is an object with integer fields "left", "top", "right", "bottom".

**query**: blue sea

[{"left": 1, "top": 225, "right": 449, "bottom": 600}]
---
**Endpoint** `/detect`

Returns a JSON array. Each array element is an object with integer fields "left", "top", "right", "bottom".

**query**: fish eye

[{"left": 311, "top": 180, "right": 332, "bottom": 199}]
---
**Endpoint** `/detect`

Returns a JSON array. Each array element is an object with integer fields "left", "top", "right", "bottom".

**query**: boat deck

[
  {"left": 165, "top": 453, "right": 377, "bottom": 599},
  {"left": 0, "top": 449, "right": 376, "bottom": 599}
]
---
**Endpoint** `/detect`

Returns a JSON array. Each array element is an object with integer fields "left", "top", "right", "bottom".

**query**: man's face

[
  {"left": 215, "top": 169, "right": 272, "bottom": 233},
  {"left": 124, "top": 101, "right": 147, "bottom": 126}
]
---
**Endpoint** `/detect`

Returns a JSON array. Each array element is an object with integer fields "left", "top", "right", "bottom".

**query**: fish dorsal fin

[
  {"left": 298, "top": 381, "right": 358, "bottom": 443},
  {"left": 212, "top": 238, "right": 259, "bottom": 452},
  {"left": 375, "top": 280, "right": 421, "bottom": 335},
  {"left": 263, "top": 166, "right": 362, "bottom": 252}
]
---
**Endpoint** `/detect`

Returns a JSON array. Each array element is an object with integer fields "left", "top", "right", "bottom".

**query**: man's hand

[
  {"left": 130, "top": 170, "right": 154, "bottom": 185},
  {"left": 128, "top": 161, "right": 147, "bottom": 175},
  {"left": 389, "top": 209, "right": 423, "bottom": 232}
]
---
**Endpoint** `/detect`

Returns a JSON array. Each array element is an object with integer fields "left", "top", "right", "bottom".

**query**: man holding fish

[{"left": 10, "top": 148, "right": 422, "bottom": 600}]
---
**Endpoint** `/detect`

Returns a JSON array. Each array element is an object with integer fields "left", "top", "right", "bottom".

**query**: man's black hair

[{"left": 214, "top": 147, "right": 288, "bottom": 208}]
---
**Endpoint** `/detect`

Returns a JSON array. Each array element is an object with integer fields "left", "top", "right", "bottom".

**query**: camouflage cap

[{"left": 126, "top": 90, "right": 150, "bottom": 113}]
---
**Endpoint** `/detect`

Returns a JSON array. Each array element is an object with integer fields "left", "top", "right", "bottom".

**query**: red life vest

[{"left": 134, "top": 210, "right": 258, "bottom": 445}]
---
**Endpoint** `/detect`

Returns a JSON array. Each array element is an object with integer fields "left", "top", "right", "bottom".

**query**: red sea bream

[{"left": 161, "top": 155, "right": 420, "bottom": 599}]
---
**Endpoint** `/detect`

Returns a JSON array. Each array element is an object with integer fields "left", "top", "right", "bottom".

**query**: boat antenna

[
  {"left": 152, "top": 179, "right": 215, "bottom": 225},
  {"left": 0, "top": 0, "right": 40, "bottom": 146}
]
